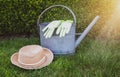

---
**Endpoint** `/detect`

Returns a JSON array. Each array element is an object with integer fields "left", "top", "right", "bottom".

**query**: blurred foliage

[
  {"left": 0, "top": 0, "right": 45, "bottom": 35},
  {"left": 0, "top": 0, "right": 116, "bottom": 37}
]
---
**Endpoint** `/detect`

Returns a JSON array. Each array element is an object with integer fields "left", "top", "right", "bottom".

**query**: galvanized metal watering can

[{"left": 37, "top": 5, "right": 100, "bottom": 55}]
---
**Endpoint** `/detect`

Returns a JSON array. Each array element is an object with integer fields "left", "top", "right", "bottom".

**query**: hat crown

[
  {"left": 18, "top": 45, "right": 44, "bottom": 65},
  {"left": 19, "top": 45, "right": 43, "bottom": 57}
]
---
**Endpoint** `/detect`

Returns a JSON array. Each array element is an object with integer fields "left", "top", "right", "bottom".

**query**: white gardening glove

[
  {"left": 56, "top": 20, "right": 73, "bottom": 37},
  {"left": 42, "top": 20, "right": 62, "bottom": 38}
]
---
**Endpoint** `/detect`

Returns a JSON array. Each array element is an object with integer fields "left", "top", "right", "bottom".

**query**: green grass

[{"left": 0, "top": 37, "right": 119, "bottom": 77}]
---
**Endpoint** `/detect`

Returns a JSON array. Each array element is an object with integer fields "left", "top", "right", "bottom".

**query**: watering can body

[
  {"left": 39, "top": 22, "right": 76, "bottom": 54},
  {"left": 37, "top": 5, "right": 100, "bottom": 55}
]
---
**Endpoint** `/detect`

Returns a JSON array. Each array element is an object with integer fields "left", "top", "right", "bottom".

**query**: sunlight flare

[
  {"left": 96, "top": 0, "right": 120, "bottom": 40},
  {"left": 116, "top": 0, "right": 120, "bottom": 13}
]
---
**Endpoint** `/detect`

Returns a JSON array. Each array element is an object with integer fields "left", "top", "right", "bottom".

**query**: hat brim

[{"left": 11, "top": 48, "right": 54, "bottom": 70}]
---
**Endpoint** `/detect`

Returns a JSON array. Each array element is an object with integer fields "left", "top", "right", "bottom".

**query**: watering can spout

[{"left": 75, "top": 16, "right": 100, "bottom": 48}]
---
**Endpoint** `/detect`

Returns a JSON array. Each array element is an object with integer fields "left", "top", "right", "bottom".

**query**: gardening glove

[
  {"left": 42, "top": 20, "right": 62, "bottom": 39},
  {"left": 56, "top": 20, "right": 73, "bottom": 37}
]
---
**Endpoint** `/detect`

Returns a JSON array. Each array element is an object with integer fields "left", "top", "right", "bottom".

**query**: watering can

[{"left": 37, "top": 5, "right": 100, "bottom": 55}]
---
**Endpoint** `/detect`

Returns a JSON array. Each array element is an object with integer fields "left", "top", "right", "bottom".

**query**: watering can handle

[{"left": 37, "top": 5, "right": 76, "bottom": 27}]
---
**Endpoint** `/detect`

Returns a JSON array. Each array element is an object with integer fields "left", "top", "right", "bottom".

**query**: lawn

[{"left": 0, "top": 37, "right": 119, "bottom": 77}]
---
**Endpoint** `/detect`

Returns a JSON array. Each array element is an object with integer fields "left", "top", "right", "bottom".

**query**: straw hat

[{"left": 11, "top": 45, "right": 54, "bottom": 70}]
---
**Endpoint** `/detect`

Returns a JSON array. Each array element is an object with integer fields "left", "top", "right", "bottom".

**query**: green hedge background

[{"left": 0, "top": 0, "right": 116, "bottom": 37}]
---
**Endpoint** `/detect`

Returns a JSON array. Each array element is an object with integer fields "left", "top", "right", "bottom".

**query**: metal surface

[{"left": 37, "top": 5, "right": 100, "bottom": 55}]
